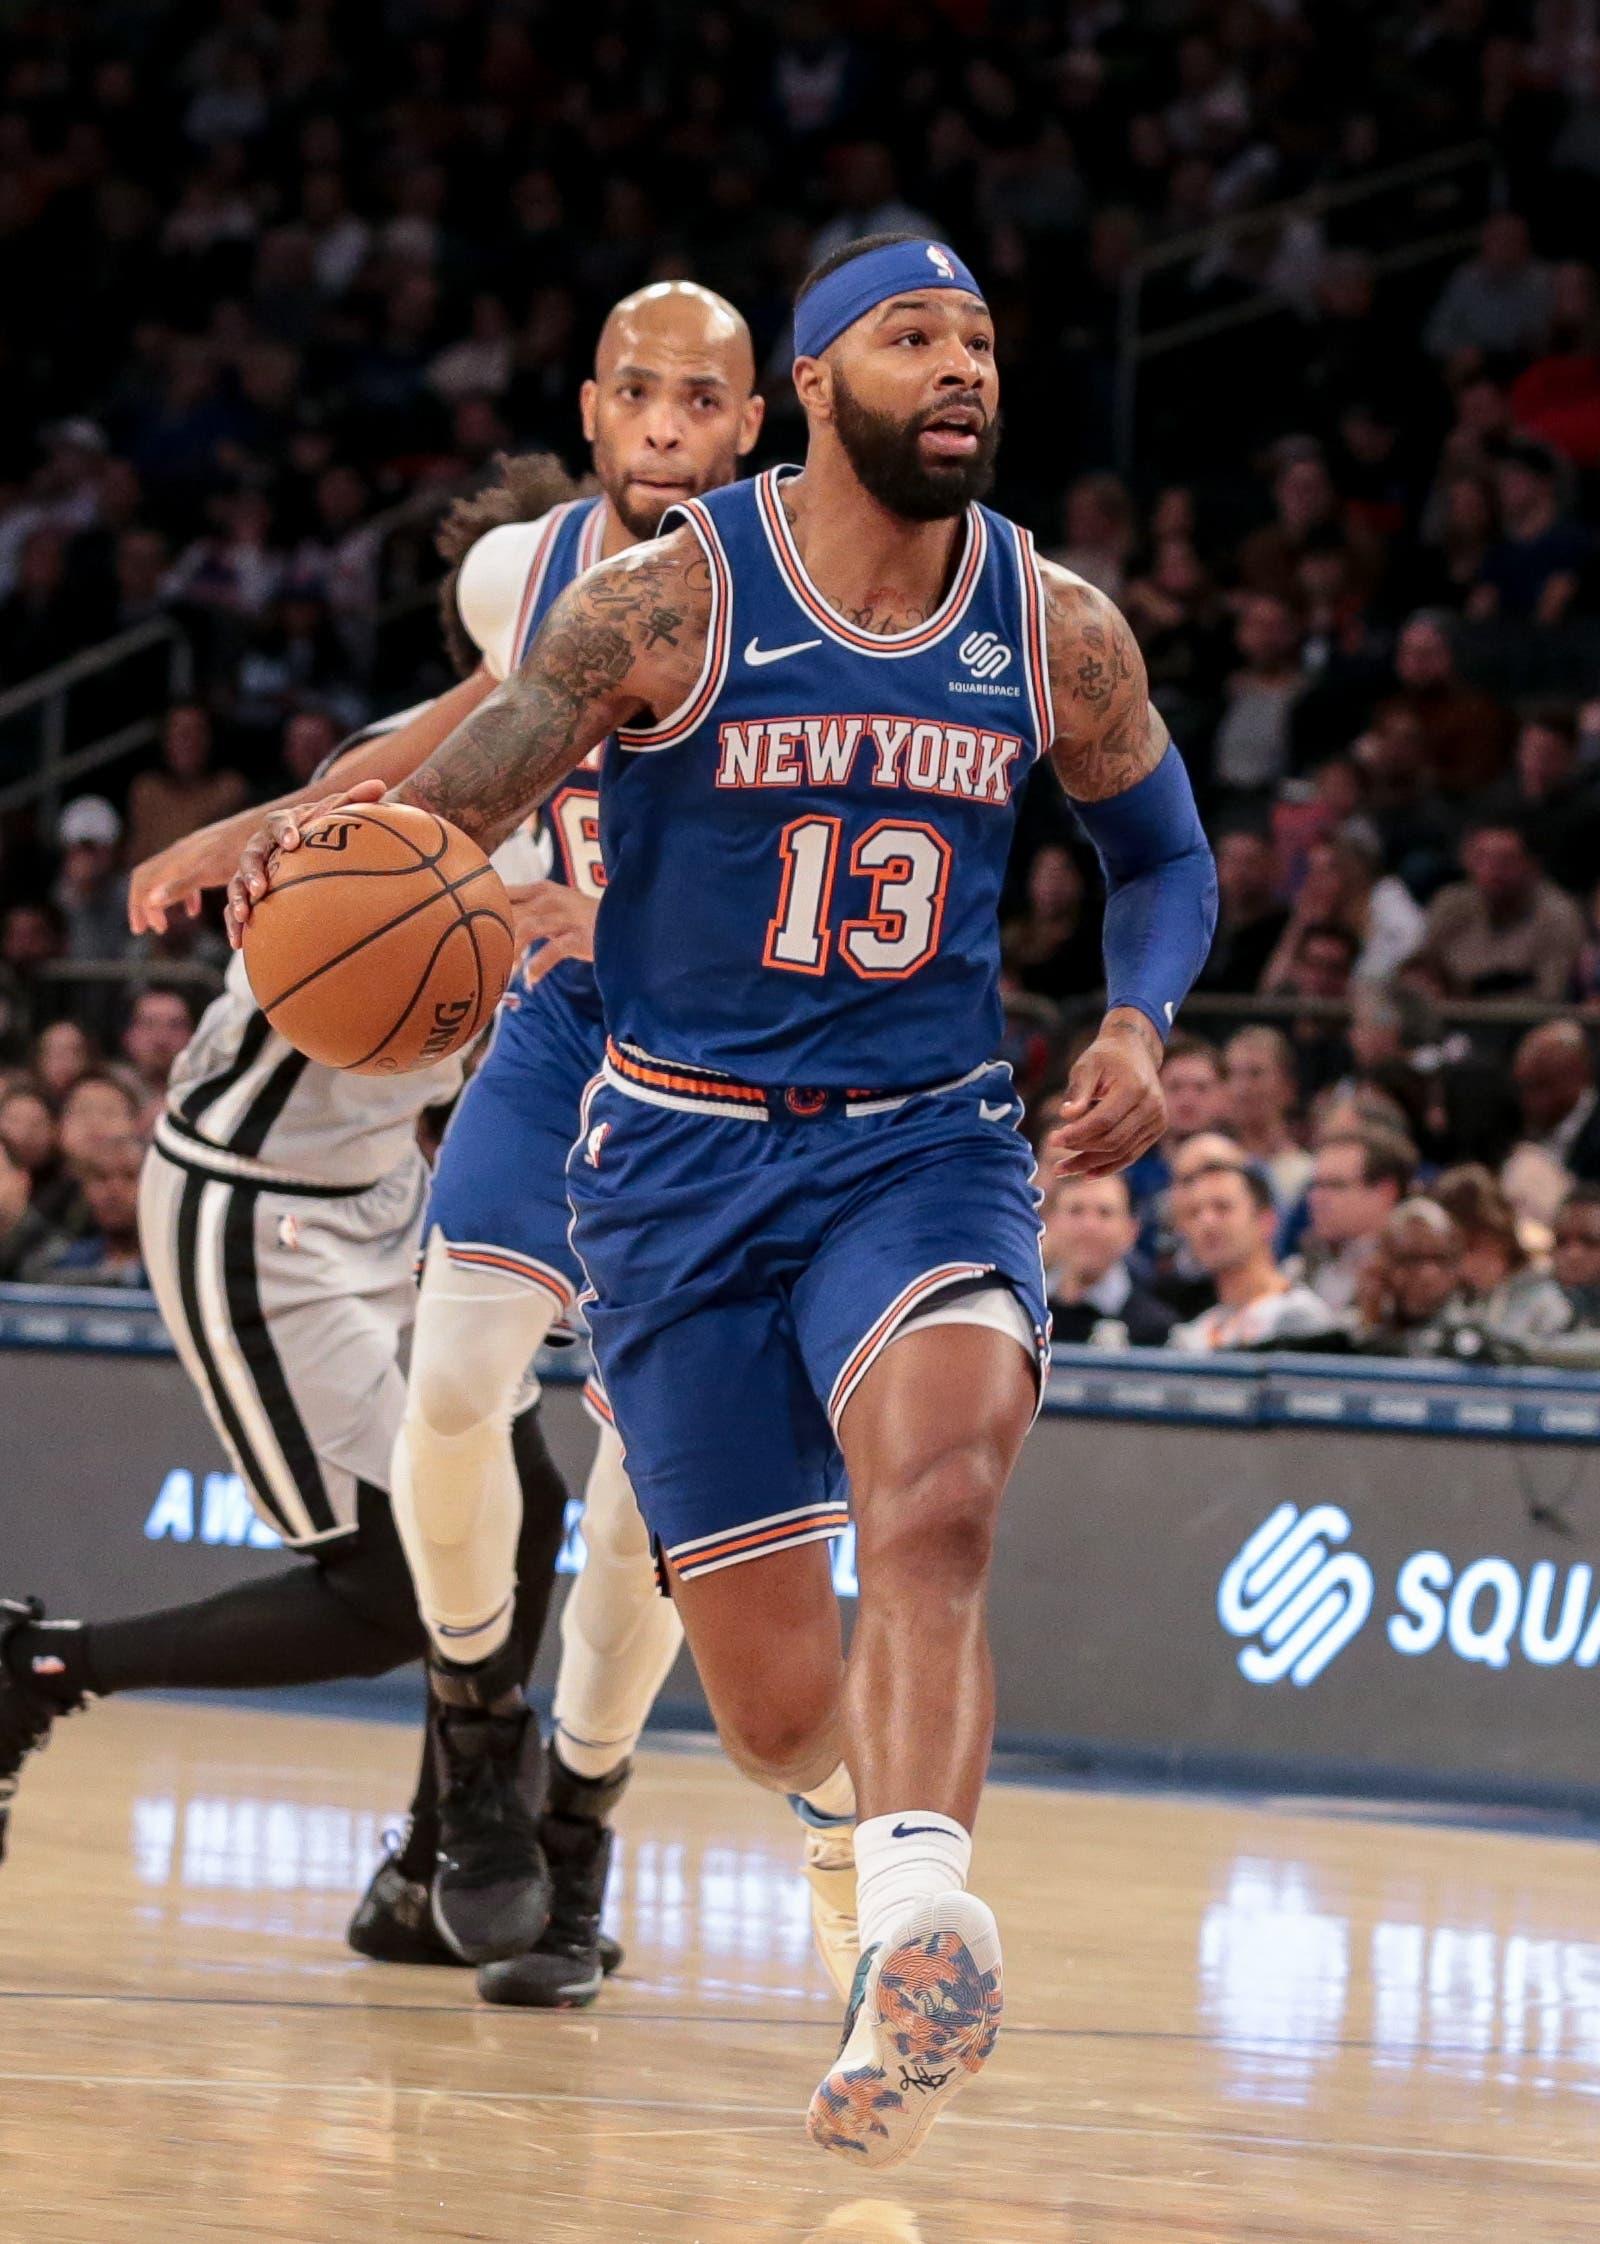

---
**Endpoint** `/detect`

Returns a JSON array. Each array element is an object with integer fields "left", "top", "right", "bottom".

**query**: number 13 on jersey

[{"left": 764, "top": 815, "right": 951, "bottom": 981}]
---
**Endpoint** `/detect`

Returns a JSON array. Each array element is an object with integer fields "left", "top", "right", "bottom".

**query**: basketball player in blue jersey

[{"left": 233, "top": 234, "right": 1217, "bottom": 2164}]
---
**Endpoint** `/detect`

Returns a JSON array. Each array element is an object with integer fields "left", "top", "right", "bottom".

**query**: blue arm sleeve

[{"left": 1071, "top": 745, "right": 1217, "bottom": 1041}]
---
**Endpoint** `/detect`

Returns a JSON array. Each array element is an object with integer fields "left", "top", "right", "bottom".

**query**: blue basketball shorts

[
  {"left": 565, "top": 1049, "right": 1049, "bottom": 1581},
  {"left": 425, "top": 978, "right": 605, "bottom": 1338}
]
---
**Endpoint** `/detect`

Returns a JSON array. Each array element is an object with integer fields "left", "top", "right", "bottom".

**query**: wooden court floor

[{"left": 2, "top": 1702, "right": 1598, "bottom": 2242}]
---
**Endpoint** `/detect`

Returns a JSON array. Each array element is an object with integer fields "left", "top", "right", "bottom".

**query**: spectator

[
  {"left": 1123, "top": 1033, "right": 1227, "bottom": 1219},
  {"left": 1197, "top": 829, "right": 1288, "bottom": 994},
  {"left": 1167, "top": 1160, "right": 1341, "bottom": 1352},
  {"left": 1237, "top": 447, "right": 1374, "bottom": 603},
  {"left": 0, "top": 525, "right": 84, "bottom": 681},
  {"left": 1043, "top": 1174, "right": 1176, "bottom": 1348},
  {"left": 1048, "top": 474, "right": 1137, "bottom": 601},
  {"left": 1280, "top": 920, "right": 1358, "bottom": 1098},
  {"left": 1353, "top": 1197, "right": 1467, "bottom": 1355},
  {"left": 1425, "top": 213, "right": 1554, "bottom": 362},
  {"left": 1470, "top": 440, "right": 1591, "bottom": 626},
  {"left": 1001, "top": 844, "right": 1101, "bottom": 1002},
  {"left": 1379, "top": 612, "right": 1509, "bottom": 800},
  {"left": 1120, "top": 535, "right": 1229, "bottom": 737},
  {"left": 0, "top": 1134, "right": 64, "bottom": 1281},
  {"left": 1415, "top": 823, "right": 1585, "bottom": 1000},
  {"left": 32, "top": 1019, "right": 94, "bottom": 1103},
  {"left": 0, "top": 1081, "right": 57, "bottom": 1188},
  {"left": 120, "top": 985, "right": 197, "bottom": 1098},
  {"left": 1509, "top": 261, "right": 1600, "bottom": 469},
  {"left": 124, "top": 704, "right": 248, "bottom": 868},
  {"left": 1220, "top": 1027, "right": 1313, "bottom": 1207},
  {"left": 19, "top": 1132, "right": 146, "bottom": 1287},
  {"left": 53, "top": 796, "right": 133, "bottom": 963},
  {"left": 1262, "top": 830, "right": 1424, "bottom": 990},
  {"left": 57, "top": 1070, "right": 141, "bottom": 1168},
  {"left": 1301, "top": 1125, "right": 1417, "bottom": 1315},
  {"left": 1493, "top": 703, "right": 1600, "bottom": 894},
  {"left": 1510, "top": 1021, "right": 1600, "bottom": 1181},
  {"left": 277, "top": 707, "right": 342, "bottom": 790},
  {"left": 1431, "top": 1163, "right": 1571, "bottom": 1345},
  {"left": 1552, "top": 1184, "right": 1600, "bottom": 1324},
  {"left": 1211, "top": 592, "right": 1305, "bottom": 802}
]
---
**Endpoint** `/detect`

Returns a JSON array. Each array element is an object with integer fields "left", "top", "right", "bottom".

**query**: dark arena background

[{"left": 5, "top": 3, "right": 1600, "bottom": 2238}]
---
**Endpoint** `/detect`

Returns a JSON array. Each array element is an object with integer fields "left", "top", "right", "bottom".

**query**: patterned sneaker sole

[{"left": 806, "top": 1892, "right": 1002, "bottom": 2170}]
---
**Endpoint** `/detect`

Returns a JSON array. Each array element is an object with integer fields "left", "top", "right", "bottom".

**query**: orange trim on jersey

[
  {"left": 671, "top": 1506, "right": 851, "bottom": 1575},
  {"left": 443, "top": 1243, "right": 575, "bottom": 1307},
  {"left": 756, "top": 470, "right": 986, "bottom": 654},
  {"left": 605, "top": 1038, "right": 767, "bottom": 1106},
  {"left": 830, "top": 1261, "right": 989, "bottom": 1422},
  {"left": 1015, "top": 523, "right": 1053, "bottom": 763}
]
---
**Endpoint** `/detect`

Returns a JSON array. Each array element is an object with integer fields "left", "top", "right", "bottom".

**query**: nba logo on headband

[
  {"left": 927, "top": 245, "right": 957, "bottom": 280},
  {"left": 792, "top": 238, "right": 987, "bottom": 360}
]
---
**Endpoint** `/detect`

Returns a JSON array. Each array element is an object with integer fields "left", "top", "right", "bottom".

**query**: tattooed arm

[
  {"left": 225, "top": 530, "right": 711, "bottom": 935},
  {"left": 392, "top": 529, "right": 710, "bottom": 850},
  {"left": 1040, "top": 561, "right": 1168, "bottom": 803},
  {"left": 1036, "top": 562, "right": 1216, "bottom": 1178}
]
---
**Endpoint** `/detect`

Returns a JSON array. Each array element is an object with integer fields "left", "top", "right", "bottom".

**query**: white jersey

[{"left": 159, "top": 704, "right": 546, "bottom": 1192}]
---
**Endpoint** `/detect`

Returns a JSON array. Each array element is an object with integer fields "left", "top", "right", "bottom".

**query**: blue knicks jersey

[
  {"left": 502, "top": 496, "right": 607, "bottom": 1025},
  {"left": 595, "top": 467, "right": 1053, "bottom": 1089}
]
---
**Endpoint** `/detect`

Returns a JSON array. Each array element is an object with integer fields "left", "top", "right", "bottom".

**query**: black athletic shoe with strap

[
  {"left": 0, "top": 1598, "right": 87, "bottom": 1864},
  {"left": 476, "top": 1750, "right": 629, "bottom": 2008},
  {"left": 428, "top": 1641, "right": 553, "bottom": 1965},
  {"left": 346, "top": 1823, "right": 465, "bottom": 1967}
]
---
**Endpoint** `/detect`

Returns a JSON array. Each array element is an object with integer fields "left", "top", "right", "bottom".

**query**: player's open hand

[
  {"left": 507, "top": 883, "right": 600, "bottom": 986},
  {"left": 1046, "top": 1010, "right": 1166, "bottom": 1179},
  {"left": 225, "top": 780, "right": 387, "bottom": 947}
]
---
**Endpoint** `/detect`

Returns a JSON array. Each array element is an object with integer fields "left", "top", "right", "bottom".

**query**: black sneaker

[
  {"left": 346, "top": 1827, "right": 466, "bottom": 1967},
  {"left": 429, "top": 1644, "right": 552, "bottom": 1965},
  {"left": 0, "top": 1598, "right": 86, "bottom": 1864},
  {"left": 477, "top": 1753, "right": 628, "bottom": 2009}
]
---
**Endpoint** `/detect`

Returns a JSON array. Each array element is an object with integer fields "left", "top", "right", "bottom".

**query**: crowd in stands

[
  {"left": 1040, "top": 1018, "right": 1600, "bottom": 1360},
  {"left": 6, "top": 0, "right": 1600, "bottom": 1348}
]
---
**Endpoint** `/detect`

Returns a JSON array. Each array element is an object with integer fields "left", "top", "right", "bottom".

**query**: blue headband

[{"left": 793, "top": 239, "right": 987, "bottom": 360}]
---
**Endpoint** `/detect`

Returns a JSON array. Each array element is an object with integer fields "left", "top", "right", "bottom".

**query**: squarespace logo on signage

[{"left": 1219, "top": 1501, "right": 1600, "bottom": 1686}]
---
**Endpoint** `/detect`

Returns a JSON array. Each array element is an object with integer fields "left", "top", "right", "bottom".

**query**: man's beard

[
  {"left": 831, "top": 371, "right": 1000, "bottom": 521},
  {"left": 611, "top": 482, "right": 682, "bottom": 539}
]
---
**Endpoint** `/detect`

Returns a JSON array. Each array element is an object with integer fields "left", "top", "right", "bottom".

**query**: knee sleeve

[
  {"left": 392, "top": 1234, "right": 561, "bottom": 1662},
  {"left": 405, "top": 1228, "right": 560, "bottom": 1439},
  {"left": 553, "top": 1423, "right": 684, "bottom": 1777}
]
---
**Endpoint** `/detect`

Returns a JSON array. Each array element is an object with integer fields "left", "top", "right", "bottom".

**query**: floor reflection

[{"left": 1200, "top": 1850, "right": 1600, "bottom": 2101}]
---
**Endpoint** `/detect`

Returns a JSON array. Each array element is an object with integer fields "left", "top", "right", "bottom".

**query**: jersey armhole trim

[
  {"left": 1014, "top": 523, "right": 1055, "bottom": 766},
  {"left": 508, "top": 502, "right": 586, "bottom": 674},
  {"left": 615, "top": 500, "right": 731, "bottom": 752}
]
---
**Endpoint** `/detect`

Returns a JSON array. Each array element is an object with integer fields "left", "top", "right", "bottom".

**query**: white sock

[
  {"left": 795, "top": 1762, "right": 857, "bottom": 1825},
  {"left": 391, "top": 1232, "right": 558, "bottom": 1665},
  {"left": 552, "top": 1422, "right": 683, "bottom": 1778},
  {"left": 854, "top": 1811, "right": 972, "bottom": 1954}
]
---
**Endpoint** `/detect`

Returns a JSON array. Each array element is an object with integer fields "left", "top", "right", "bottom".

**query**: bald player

[{"left": 379, "top": 282, "right": 843, "bottom": 1999}]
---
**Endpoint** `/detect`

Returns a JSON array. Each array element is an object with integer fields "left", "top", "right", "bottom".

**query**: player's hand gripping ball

[{"left": 240, "top": 801, "right": 515, "bottom": 1074}]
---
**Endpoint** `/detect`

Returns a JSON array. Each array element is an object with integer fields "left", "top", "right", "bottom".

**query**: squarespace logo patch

[{"left": 1219, "top": 1502, "right": 1600, "bottom": 1685}]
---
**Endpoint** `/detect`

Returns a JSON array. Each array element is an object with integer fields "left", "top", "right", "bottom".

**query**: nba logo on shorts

[
  {"left": 927, "top": 244, "right": 957, "bottom": 280},
  {"left": 584, "top": 1121, "right": 611, "bottom": 1168}
]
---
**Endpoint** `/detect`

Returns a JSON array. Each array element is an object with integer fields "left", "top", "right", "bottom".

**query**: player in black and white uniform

[{"left": 0, "top": 460, "right": 621, "bottom": 1989}]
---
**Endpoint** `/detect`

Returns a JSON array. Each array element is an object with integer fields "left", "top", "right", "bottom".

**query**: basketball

[{"left": 241, "top": 801, "right": 515, "bottom": 1074}]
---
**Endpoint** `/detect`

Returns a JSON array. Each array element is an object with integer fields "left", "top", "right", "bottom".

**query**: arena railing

[
  {"left": 0, "top": 618, "right": 195, "bottom": 828},
  {"left": 1113, "top": 139, "right": 1495, "bottom": 473}
]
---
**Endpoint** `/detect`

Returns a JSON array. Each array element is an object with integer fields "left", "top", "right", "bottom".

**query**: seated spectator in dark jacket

[
  {"left": 1469, "top": 440, "right": 1591, "bottom": 627},
  {"left": 1044, "top": 1174, "right": 1176, "bottom": 1348},
  {"left": 1484, "top": 706, "right": 1600, "bottom": 898},
  {"left": 1197, "top": 829, "right": 1287, "bottom": 993},
  {"left": 1377, "top": 612, "right": 1508, "bottom": 801},
  {"left": 1415, "top": 824, "right": 1584, "bottom": 1001},
  {"left": 1001, "top": 842, "right": 1102, "bottom": 1001},
  {"left": 1511, "top": 1020, "right": 1600, "bottom": 1182},
  {"left": 1353, "top": 1197, "right": 1467, "bottom": 1355},
  {"left": 19, "top": 1132, "right": 146, "bottom": 1287}
]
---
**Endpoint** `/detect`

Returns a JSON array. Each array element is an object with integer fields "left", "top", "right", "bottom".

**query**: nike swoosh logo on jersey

[
  {"left": 745, "top": 635, "right": 821, "bottom": 666},
  {"left": 979, "top": 1099, "right": 1014, "bottom": 1123}
]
